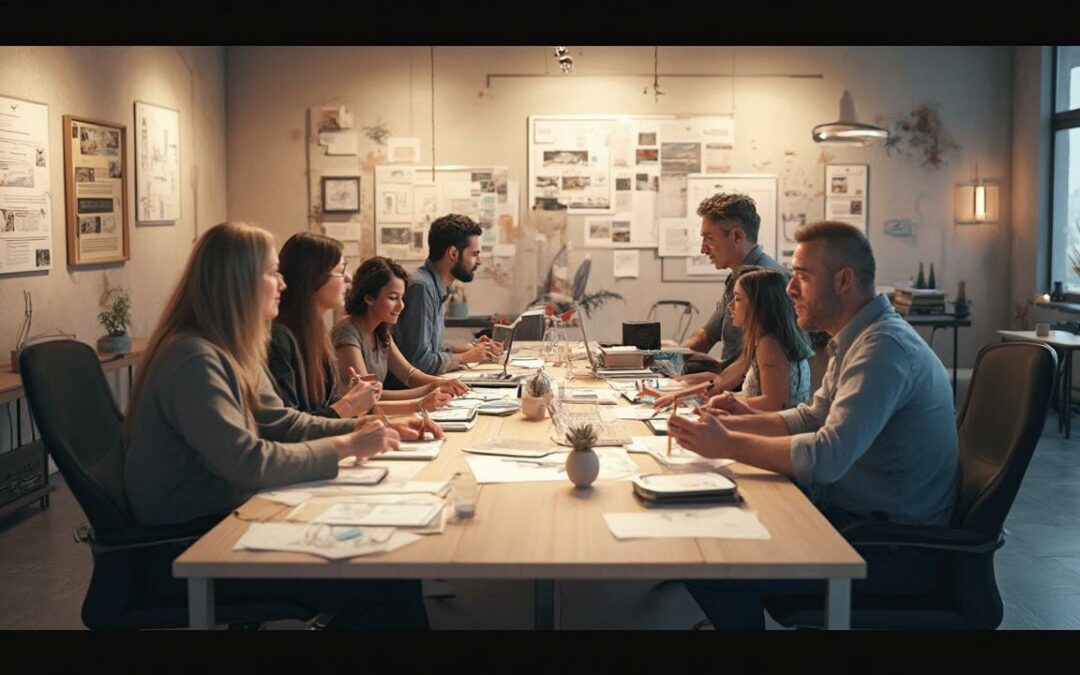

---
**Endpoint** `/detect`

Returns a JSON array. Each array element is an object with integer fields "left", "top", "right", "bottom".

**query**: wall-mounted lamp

[
  {"left": 954, "top": 180, "right": 999, "bottom": 224},
  {"left": 554, "top": 46, "right": 573, "bottom": 74},
  {"left": 812, "top": 90, "right": 888, "bottom": 147}
]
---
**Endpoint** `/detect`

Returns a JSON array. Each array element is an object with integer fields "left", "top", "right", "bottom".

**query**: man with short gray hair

[{"left": 680, "top": 193, "right": 786, "bottom": 386}]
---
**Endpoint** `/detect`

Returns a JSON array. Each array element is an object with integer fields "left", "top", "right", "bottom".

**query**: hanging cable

[{"left": 430, "top": 46, "right": 436, "bottom": 181}]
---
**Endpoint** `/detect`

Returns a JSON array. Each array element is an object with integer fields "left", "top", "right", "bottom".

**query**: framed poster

[
  {"left": 0, "top": 94, "right": 53, "bottom": 274},
  {"left": 322, "top": 176, "right": 360, "bottom": 213},
  {"left": 134, "top": 101, "right": 181, "bottom": 224},
  {"left": 63, "top": 115, "right": 129, "bottom": 265}
]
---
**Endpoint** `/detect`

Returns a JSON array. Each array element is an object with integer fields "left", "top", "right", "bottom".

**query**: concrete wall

[
  {"left": 226, "top": 46, "right": 1016, "bottom": 368},
  {"left": 0, "top": 46, "right": 227, "bottom": 450}
]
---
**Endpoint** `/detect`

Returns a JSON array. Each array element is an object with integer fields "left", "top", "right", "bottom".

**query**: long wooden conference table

[{"left": 173, "top": 356, "right": 865, "bottom": 630}]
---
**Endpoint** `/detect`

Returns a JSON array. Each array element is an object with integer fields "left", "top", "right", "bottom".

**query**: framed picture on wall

[
  {"left": 134, "top": 101, "right": 181, "bottom": 224},
  {"left": 322, "top": 176, "right": 360, "bottom": 213},
  {"left": 62, "top": 115, "right": 130, "bottom": 265}
]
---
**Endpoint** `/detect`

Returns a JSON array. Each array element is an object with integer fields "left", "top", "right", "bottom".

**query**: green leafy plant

[
  {"left": 565, "top": 424, "right": 597, "bottom": 452},
  {"left": 576, "top": 290, "right": 623, "bottom": 318},
  {"left": 98, "top": 288, "right": 131, "bottom": 337}
]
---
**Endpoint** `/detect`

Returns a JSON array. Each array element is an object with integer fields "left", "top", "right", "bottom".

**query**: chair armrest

[
  {"left": 86, "top": 512, "right": 228, "bottom": 552},
  {"left": 839, "top": 520, "right": 1003, "bottom": 554}
]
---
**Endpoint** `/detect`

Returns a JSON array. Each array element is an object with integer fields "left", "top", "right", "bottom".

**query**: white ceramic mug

[{"left": 1035, "top": 323, "right": 1051, "bottom": 337}]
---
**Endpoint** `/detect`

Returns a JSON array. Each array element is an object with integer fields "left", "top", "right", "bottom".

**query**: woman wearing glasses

[
  {"left": 267, "top": 232, "right": 384, "bottom": 419},
  {"left": 125, "top": 222, "right": 430, "bottom": 628}
]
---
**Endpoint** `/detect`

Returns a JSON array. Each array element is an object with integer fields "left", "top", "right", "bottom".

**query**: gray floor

[{"left": 1, "top": 416, "right": 1077, "bottom": 630}]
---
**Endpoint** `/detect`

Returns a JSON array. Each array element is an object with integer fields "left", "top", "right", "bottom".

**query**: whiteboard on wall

[
  {"left": 528, "top": 115, "right": 735, "bottom": 250},
  {"left": 373, "top": 165, "right": 516, "bottom": 260}
]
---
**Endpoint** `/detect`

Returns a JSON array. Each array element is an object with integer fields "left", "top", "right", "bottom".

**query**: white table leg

[
  {"left": 825, "top": 578, "right": 850, "bottom": 630},
  {"left": 188, "top": 577, "right": 215, "bottom": 629}
]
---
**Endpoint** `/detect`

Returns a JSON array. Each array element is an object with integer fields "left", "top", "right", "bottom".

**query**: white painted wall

[
  {"left": 0, "top": 46, "right": 227, "bottom": 450},
  {"left": 226, "top": 46, "right": 1017, "bottom": 370}
]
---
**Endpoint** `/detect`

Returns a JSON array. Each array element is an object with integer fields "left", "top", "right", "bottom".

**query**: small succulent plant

[
  {"left": 565, "top": 424, "right": 597, "bottom": 452},
  {"left": 525, "top": 369, "right": 553, "bottom": 398}
]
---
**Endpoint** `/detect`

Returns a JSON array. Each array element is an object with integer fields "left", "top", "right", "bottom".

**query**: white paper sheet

[
  {"left": 510, "top": 357, "right": 545, "bottom": 368},
  {"left": 235, "top": 522, "right": 404, "bottom": 560},
  {"left": 364, "top": 460, "right": 428, "bottom": 481},
  {"left": 313, "top": 498, "right": 444, "bottom": 527},
  {"left": 603, "top": 508, "right": 770, "bottom": 540},
  {"left": 319, "top": 131, "right": 359, "bottom": 156},
  {"left": 379, "top": 439, "right": 444, "bottom": 461},
  {"left": 387, "top": 136, "right": 421, "bottom": 164},
  {"left": 613, "top": 406, "right": 666, "bottom": 421},
  {"left": 613, "top": 250, "right": 640, "bottom": 278},
  {"left": 466, "top": 447, "right": 639, "bottom": 484},
  {"left": 322, "top": 219, "right": 362, "bottom": 242}
]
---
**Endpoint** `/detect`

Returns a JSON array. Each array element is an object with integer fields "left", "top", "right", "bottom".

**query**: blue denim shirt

[
  {"left": 777, "top": 294, "right": 960, "bottom": 526},
  {"left": 394, "top": 259, "right": 452, "bottom": 375}
]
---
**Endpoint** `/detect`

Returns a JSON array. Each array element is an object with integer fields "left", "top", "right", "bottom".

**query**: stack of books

[{"left": 891, "top": 285, "right": 946, "bottom": 315}]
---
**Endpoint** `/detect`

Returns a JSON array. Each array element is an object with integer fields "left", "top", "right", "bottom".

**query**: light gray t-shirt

[
  {"left": 777, "top": 295, "right": 960, "bottom": 526},
  {"left": 331, "top": 319, "right": 390, "bottom": 384}
]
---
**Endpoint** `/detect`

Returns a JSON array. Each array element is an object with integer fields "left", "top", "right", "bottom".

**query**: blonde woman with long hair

[{"left": 124, "top": 222, "right": 429, "bottom": 629}]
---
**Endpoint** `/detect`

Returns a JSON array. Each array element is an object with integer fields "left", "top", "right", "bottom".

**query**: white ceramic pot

[
  {"left": 565, "top": 448, "right": 599, "bottom": 489},
  {"left": 520, "top": 395, "right": 549, "bottom": 420}
]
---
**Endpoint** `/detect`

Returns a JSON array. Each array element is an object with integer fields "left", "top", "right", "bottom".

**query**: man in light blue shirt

[
  {"left": 394, "top": 214, "right": 502, "bottom": 379},
  {"left": 669, "top": 220, "right": 960, "bottom": 629}
]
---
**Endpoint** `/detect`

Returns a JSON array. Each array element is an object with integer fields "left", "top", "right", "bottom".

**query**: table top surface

[
  {"left": 174, "top": 361, "right": 865, "bottom": 582},
  {"left": 997, "top": 329, "right": 1080, "bottom": 348}
]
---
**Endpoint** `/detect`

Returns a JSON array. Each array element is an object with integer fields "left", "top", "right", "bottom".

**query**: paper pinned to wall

[
  {"left": 613, "top": 250, "right": 640, "bottom": 278},
  {"left": 387, "top": 137, "right": 421, "bottom": 164},
  {"left": 320, "top": 131, "right": 358, "bottom": 156},
  {"left": 323, "top": 219, "right": 362, "bottom": 242}
]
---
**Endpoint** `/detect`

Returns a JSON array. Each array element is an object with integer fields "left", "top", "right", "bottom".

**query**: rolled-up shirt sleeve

[
  {"left": 778, "top": 363, "right": 835, "bottom": 434},
  {"left": 787, "top": 334, "right": 913, "bottom": 492},
  {"left": 396, "top": 281, "right": 451, "bottom": 375}
]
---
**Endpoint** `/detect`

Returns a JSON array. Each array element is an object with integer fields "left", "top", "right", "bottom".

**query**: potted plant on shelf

[
  {"left": 97, "top": 287, "right": 132, "bottom": 354},
  {"left": 564, "top": 423, "right": 600, "bottom": 489},
  {"left": 447, "top": 283, "right": 468, "bottom": 319}
]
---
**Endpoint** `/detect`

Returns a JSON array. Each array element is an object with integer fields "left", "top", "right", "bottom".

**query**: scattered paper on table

[
  {"left": 235, "top": 523, "right": 396, "bottom": 560},
  {"left": 603, "top": 508, "right": 770, "bottom": 540},
  {"left": 510, "top": 357, "right": 545, "bottom": 368},
  {"left": 466, "top": 447, "right": 639, "bottom": 484}
]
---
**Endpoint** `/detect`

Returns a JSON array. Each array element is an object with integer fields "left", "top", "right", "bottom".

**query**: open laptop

[{"left": 459, "top": 308, "right": 544, "bottom": 388}]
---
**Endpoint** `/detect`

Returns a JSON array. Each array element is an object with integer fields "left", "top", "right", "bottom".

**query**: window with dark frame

[{"left": 1050, "top": 47, "right": 1080, "bottom": 301}]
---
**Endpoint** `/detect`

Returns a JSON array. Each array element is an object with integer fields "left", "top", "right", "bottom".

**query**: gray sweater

[{"left": 125, "top": 336, "right": 355, "bottom": 525}]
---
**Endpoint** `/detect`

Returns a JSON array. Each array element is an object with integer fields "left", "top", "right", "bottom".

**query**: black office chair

[
  {"left": 19, "top": 340, "right": 312, "bottom": 629},
  {"left": 764, "top": 341, "right": 1058, "bottom": 629}
]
